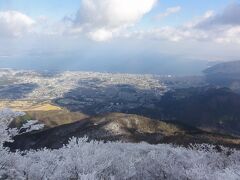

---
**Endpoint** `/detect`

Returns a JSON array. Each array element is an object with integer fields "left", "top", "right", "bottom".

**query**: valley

[{"left": 1, "top": 62, "right": 240, "bottom": 151}]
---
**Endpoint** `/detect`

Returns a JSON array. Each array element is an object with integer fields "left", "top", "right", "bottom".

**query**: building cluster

[{"left": 0, "top": 69, "right": 167, "bottom": 101}]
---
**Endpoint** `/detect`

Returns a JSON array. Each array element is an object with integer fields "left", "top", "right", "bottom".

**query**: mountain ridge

[{"left": 6, "top": 113, "right": 240, "bottom": 151}]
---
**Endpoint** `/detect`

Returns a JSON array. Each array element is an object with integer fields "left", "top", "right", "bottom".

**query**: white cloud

[
  {"left": 135, "top": 26, "right": 208, "bottom": 42},
  {"left": 215, "top": 26, "right": 240, "bottom": 44},
  {"left": 0, "top": 11, "right": 35, "bottom": 38},
  {"left": 191, "top": 4, "right": 240, "bottom": 44},
  {"left": 88, "top": 28, "right": 113, "bottom": 41},
  {"left": 72, "top": 0, "right": 157, "bottom": 41},
  {"left": 63, "top": 2, "right": 240, "bottom": 44},
  {"left": 196, "top": 3, "right": 240, "bottom": 28},
  {"left": 0, "top": 3, "right": 237, "bottom": 47},
  {"left": 155, "top": 6, "right": 181, "bottom": 19},
  {"left": 133, "top": 4, "right": 240, "bottom": 45}
]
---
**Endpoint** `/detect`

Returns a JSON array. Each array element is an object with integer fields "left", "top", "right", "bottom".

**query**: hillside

[
  {"left": 204, "top": 61, "right": 240, "bottom": 75},
  {"left": 6, "top": 113, "right": 240, "bottom": 151},
  {"left": 160, "top": 87, "right": 240, "bottom": 136},
  {"left": 204, "top": 61, "right": 240, "bottom": 92},
  {"left": 10, "top": 109, "right": 88, "bottom": 128},
  {"left": 0, "top": 100, "right": 88, "bottom": 128}
]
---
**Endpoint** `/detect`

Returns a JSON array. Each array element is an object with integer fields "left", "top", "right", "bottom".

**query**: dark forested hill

[
  {"left": 204, "top": 61, "right": 240, "bottom": 75},
  {"left": 204, "top": 61, "right": 240, "bottom": 92},
  {"left": 160, "top": 87, "right": 240, "bottom": 136}
]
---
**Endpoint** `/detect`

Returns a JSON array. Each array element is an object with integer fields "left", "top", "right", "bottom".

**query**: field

[
  {"left": 0, "top": 100, "right": 62, "bottom": 112},
  {"left": 0, "top": 100, "right": 88, "bottom": 128}
]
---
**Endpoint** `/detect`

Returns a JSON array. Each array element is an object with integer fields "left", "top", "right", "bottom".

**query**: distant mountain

[
  {"left": 204, "top": 61, "right": 240, "bottom": 75},
  {"left": 204, "top": 61, "right": 240, "bottom": 92},
  {"left": 6, "top": 113, "right": 240, "bottom": 151}
]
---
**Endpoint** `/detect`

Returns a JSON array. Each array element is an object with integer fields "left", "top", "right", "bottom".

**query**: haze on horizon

[{"left": 0, "top": 0, "right": 240, "bottom": 75}]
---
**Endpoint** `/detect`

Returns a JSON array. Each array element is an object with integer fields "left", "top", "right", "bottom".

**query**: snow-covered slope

[{"left": 1, "top": 109, "right": 240, "bottom": 179}]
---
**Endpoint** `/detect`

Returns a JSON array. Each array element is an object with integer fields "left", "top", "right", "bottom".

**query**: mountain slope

[
  {"left": 6, "top": 113, "right": 240, "bottom": 151},
  {"left": 204, "top": 61, "right": 240, "bottom": 92},
  {"left": 204, "top": 61, "right": 240, "bottom": 75},
  {"left": 10, "top": 109, "right": 88, "bottom": 128},
  {"left": 160, "top": 87, "right": 240, "bottom": 136}
]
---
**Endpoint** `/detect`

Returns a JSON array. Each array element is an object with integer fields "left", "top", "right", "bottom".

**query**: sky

[{"left": 0, "top": 0, "right": 240, "bottom": 75}]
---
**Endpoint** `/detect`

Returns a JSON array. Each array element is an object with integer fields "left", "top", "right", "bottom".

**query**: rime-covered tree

[{"left": 0, "top": 109, "right": 240, "bottom": 179}]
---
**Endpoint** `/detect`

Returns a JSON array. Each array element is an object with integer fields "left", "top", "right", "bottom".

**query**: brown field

[
  {"left": 0, "top": 100, "right": 62, "bottom": 112},
  {"left": 11, "top": 110, "right": 88, "bottom": 128},
  {"left": 0, "top": 100, "right": 88, "bottom": 128}
]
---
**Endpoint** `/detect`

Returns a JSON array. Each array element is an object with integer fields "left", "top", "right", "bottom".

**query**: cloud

[
  {"left": 214, "top": 26, "right": 240, "bottom": 44},
  {"left": 87, "top": 28, "right": 113, "bottom": 41},
  {"left": 191, "top": 3, "right": 240, "bottom": 43},
  {"left": 19, "top": 1, "right": 240, "bottom": 45},
  {"left": 0, "top": 11, "right": 35, "bottom": 38},
  {"left": 133, "top": 3, "right": 240, "bottom": 44},
  {"left": 71, "top": 0, "right": 157, "bottom": 41},
  {"left": 155, "top": 6, "right": 181, "bottom": 19},
  {"left": 66, "top": 2, "right": 240, "bottom": 43},
  {"left": 196, "top": 3, "right": 240, "bottom": 29},
  {"left": 134, "top": 26, "right": 208, "bottom": 43}
]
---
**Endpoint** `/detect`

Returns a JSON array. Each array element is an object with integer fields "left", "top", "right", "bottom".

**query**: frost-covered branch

[
  {"left": 20, "top": 120, "right": 45, "bottom": 133},
  {"left": 0, "top": 109, "right": 239, "bottom": 180},
  {"left": 0, "top": 108, "right": 24, "bottom": 144}
]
